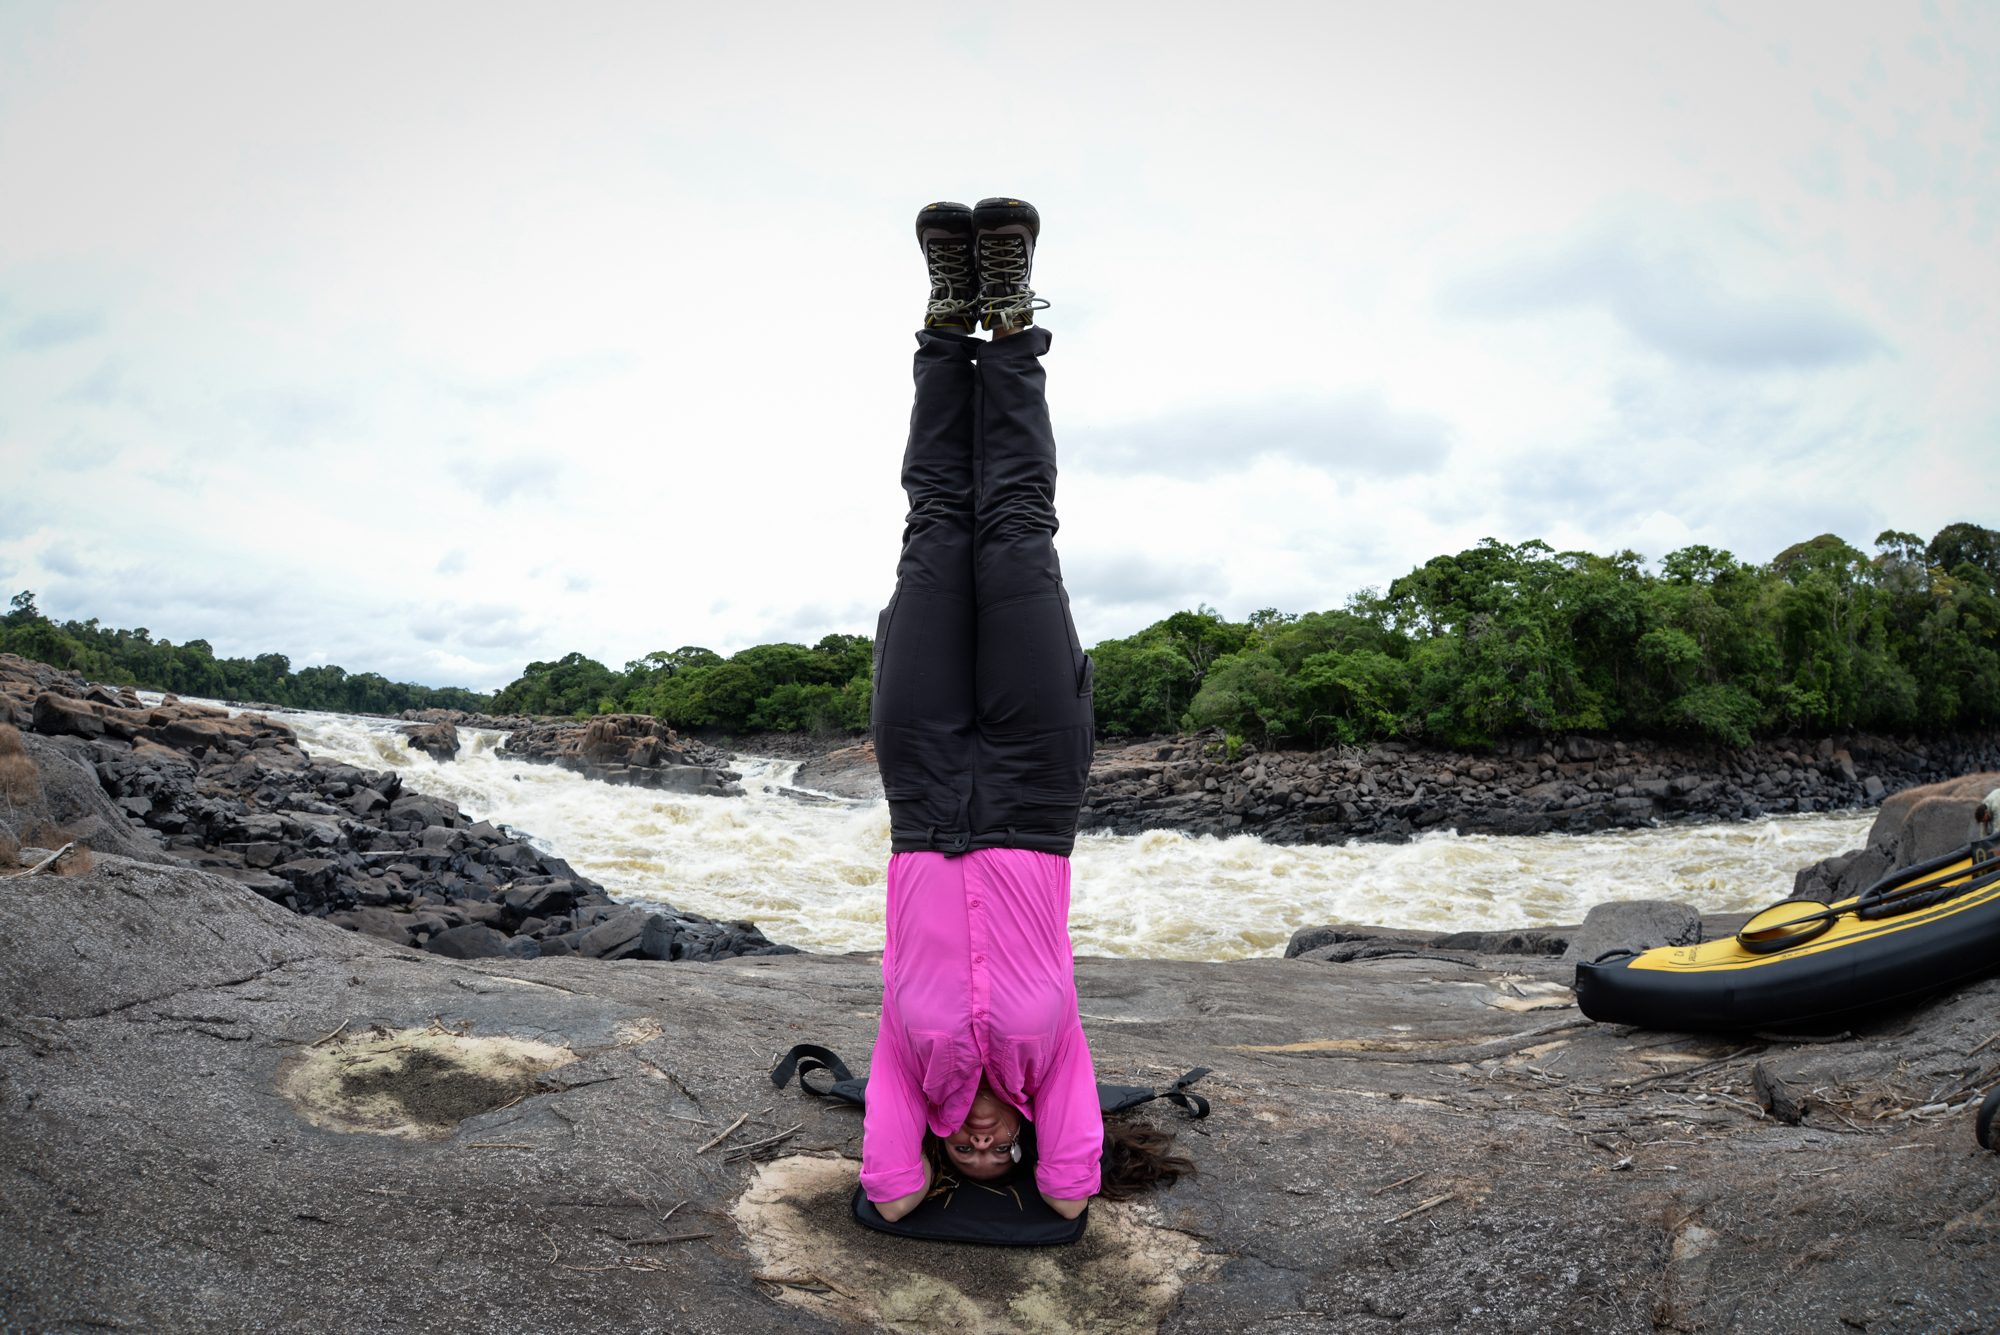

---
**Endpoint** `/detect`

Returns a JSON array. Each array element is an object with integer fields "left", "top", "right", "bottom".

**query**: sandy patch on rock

[
  {"left": 277, "top": 1024, "right": 576, "bottom": 1139},
  {"left": 732, "top": 1155, "right": 1215, "bottom": 1335}
]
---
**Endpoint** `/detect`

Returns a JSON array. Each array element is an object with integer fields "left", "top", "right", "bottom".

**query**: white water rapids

[{"left": 239, "top": 704, "right": 1881, "bottom": 961}]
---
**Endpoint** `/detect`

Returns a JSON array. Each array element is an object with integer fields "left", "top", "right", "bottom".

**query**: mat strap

[{"left": 769, "top": 1044, "right": 854, "bottom": 1092}]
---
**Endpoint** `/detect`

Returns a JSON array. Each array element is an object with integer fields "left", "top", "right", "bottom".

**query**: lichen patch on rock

[
  {"left": 732, "top": 1155, "right": 1215, "bottom": 1335},
  {"left": 276, "top": 1026, "right": 576, "bottom": 1139}
]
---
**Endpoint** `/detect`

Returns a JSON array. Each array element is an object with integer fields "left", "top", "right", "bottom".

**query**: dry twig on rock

[
  {"left": 1370, "top": 1171, "right": 1428, "bottom": 1195},
  {"left": 16, "top": 842, "right": 75, "bottom": 877},
  {"left": 1385, "top": 1193, "right": 1455, "bottom": 1223},
  {"left": 696, "top": 1112, "right": 751, "bottom": 1152},
  {"left": 1615, "top": 1045, "right": 1762, "bottom": 1091},
  {"left": 723, "top": 1124, "right": 803, "bottom": 1162}
]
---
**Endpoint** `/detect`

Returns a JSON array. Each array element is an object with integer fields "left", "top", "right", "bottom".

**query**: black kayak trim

[{"left": 1579, "top": 837, "right": 2000, "bottom": 1033}]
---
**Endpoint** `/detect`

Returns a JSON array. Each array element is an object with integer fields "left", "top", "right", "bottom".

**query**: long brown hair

[{"left": 1100, "top": 1119, "right": 1196, "bottom": 1200}]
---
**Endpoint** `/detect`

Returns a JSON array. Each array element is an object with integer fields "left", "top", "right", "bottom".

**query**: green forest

[
  {"left": 489, "top": 637, "right": 875, "bottom": 733},
  {"left": 1089, "top": 523, "right": 2000, "bottom": 750},
  {"left": 8, "top": 520, "right": 1997, "bottom": 749},
  {"left": 0, "top": 593, "right": 490, "bottom": 716}
]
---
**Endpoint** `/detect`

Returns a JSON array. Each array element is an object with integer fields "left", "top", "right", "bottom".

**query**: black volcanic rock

[{"left": 7, "top": 655, "right": 795, "bottom": 967}]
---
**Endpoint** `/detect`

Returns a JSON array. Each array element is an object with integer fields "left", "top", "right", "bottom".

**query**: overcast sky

[{"left": 2, "top": 1, "right": 1993, "bottom": 690}]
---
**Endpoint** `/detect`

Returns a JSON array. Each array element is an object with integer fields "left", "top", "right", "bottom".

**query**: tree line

[
  {"left": 10, "top": 520, "right": 1996, "bottom": 748},
  {"left": 1091, "top": 523, "right": 1999, "bottom": 750},
  {"left": 0, "top": 593, "right": 490, "bottom": 716},
  {"left": 489, "top": 636, "right": 873, "bottom": 732}
]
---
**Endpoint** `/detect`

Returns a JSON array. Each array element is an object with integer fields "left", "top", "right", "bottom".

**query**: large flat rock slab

[{"left": 4, "top": 855, "right": 1999, "bottom": 1332}]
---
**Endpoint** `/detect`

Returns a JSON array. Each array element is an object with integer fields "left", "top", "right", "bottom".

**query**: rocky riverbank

[
  {"left": 777, "top": 724, "right": 2000, "bottom": 842},
  {"left": 1274, "top": 770, "right": 1994, "bottom": 977},
  {"left": 740, "top": 725, "right": 1990, "bottom": 844},
  {"left": 8, "top": 837, "right": 2000, "bottom": 1332},
  {"left": 0, "top": 655, "right": 792, "bottom": 966},
  {"left": 1072, "top": 728, "right": 2000, "bottom": 844}
]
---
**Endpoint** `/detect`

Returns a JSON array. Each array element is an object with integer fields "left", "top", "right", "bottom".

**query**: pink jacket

[{"left": 859, "top": 848, "right": 1103, "bottom": 1204}]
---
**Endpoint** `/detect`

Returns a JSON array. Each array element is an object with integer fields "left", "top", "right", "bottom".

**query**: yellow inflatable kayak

[{"left": 1576, "top": 837, "right": 2000, "bottom": 1032}]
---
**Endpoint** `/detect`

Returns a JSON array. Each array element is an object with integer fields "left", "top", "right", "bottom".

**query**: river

[{"left": 248, "top": 705, "right": 1878, "bottom": 961}]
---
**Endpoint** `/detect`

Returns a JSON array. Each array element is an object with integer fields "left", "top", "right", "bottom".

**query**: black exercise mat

[{"left": 847, "top": 1122, "right": 1088, "bottom": 1246}]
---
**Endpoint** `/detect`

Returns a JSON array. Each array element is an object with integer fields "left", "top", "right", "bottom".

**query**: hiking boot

[
  {"left": 972, "top": 196, "right": 1050, "bottom": 331},
  {"left": 915, "top": 200, "right": 978, "bottom": 332}
]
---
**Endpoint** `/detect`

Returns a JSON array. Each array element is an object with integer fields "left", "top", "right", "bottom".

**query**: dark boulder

[
  {"left": 791, "top": 741, "right": 884, "bottom": 801},
  {"left": 1284, "top": 923, "right": 1436, "bottom": 958},
  {"left": 1787, "top": 771, "right": 2000, "bottom": 907},
  {"left": 500, "top": 715, "right": 744, "bottom": 795},
  {"left": 423, "top": 923, "right": 510, "bottom": 959},
  {"left": 327, "top": 906, "right": 415, "bottom": 947},
  {"left": 640, "top": 913, "right": 680, "bottom": 961},
  {"left": 346, "top": 787, "right": 387, "bottom": 818},
  {"left": 573, "top": 908, "right": 651, "bottom": 960},
  {"left": 32, "top": 693, "right": 108, "bottom": 739},
  {"left": 483, "top": 842, "right": 542, "bottom": 871},
  {"left": 272, "top": 858, "right": 343, "bottom": 898},
  {"left": 500, "top": 879, "right": 579, "bottom": 925},
  {"left": 1560, "top": 899, "right": 1702, "bottom": 963},
  {"left": 400, "top": 720, "right": 461, "bottom": 764},
  {"left": 385, "top": 794, "right": 457, "bottom": 830},
  {"left": 1431, "top": 927, "right": 1574, "bottom": 955}
]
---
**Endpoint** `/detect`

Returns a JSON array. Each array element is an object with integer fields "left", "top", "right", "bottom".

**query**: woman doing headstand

[{"left": 860, "top": 198, "right": 1186, "bottom": 1224}]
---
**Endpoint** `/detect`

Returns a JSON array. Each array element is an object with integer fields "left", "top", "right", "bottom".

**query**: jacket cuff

[
  {"left": 860, "top": 1162, "right": 929, "bottom": 1204},
  {"left": 1035, "top": 1160, "right": 1102, "bottom": 1202}
]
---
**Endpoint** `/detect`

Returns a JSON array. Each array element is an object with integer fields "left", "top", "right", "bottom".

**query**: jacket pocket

[
  {"left": 907, "top": 1029, "right": 970, "bottom": 1106},
  {"left": 1076, "top": 653, "right": 1094, "bottom": 698},
  {"left": 989, "top": 1033, "right": 1052, "bottom": 1103}
]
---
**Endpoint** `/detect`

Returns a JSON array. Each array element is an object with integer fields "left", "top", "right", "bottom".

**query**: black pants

[{"left": 872, "top": 327, "right": 1095, "bottom": 857}]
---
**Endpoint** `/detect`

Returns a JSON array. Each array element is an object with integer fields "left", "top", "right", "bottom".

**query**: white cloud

[
  {"left": 1443, "top": 210, "right": 1889, "bottom": 370},
  {"left": 1070, "top": 390, "right": 1452, "bottom": 481},
  {"left": 471, "top": 455, "right": 565, "bottom": 507},
  {"left": 0, "top": 0, "right": 1991, "bottom": 690},
  {"left": 13, "top": 311, "right": 104, "bottom": 350}
]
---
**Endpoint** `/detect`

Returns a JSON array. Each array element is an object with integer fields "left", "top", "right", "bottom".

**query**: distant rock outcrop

[
  {"left": 398, "top": 718, "right": 461, "bottom": 763},
  {"left": 501, "top": 713, "right": 744, "bottom": 796},
  {"left": 791, "top": 740, "right": 883, "bottom": 801},
  {"left": 1074, "top": 728, "right": 2000, "bottom": 846}
]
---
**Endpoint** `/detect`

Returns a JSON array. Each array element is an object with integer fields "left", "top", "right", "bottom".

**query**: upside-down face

[{"left": 941, "top": 1086, "right": 1023, "bottom": 1181}]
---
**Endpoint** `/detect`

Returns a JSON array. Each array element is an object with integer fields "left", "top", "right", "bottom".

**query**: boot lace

[
  {"left": 977, "top": 236, "right": 1051, "bottom": 324},
  {"left": 925, "top": 240, "right": 976, "bottom": 318}
]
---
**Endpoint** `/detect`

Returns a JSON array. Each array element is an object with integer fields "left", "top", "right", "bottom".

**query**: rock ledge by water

[{"left": 0, "top": 654, "right": 793, "bottom": 967}]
